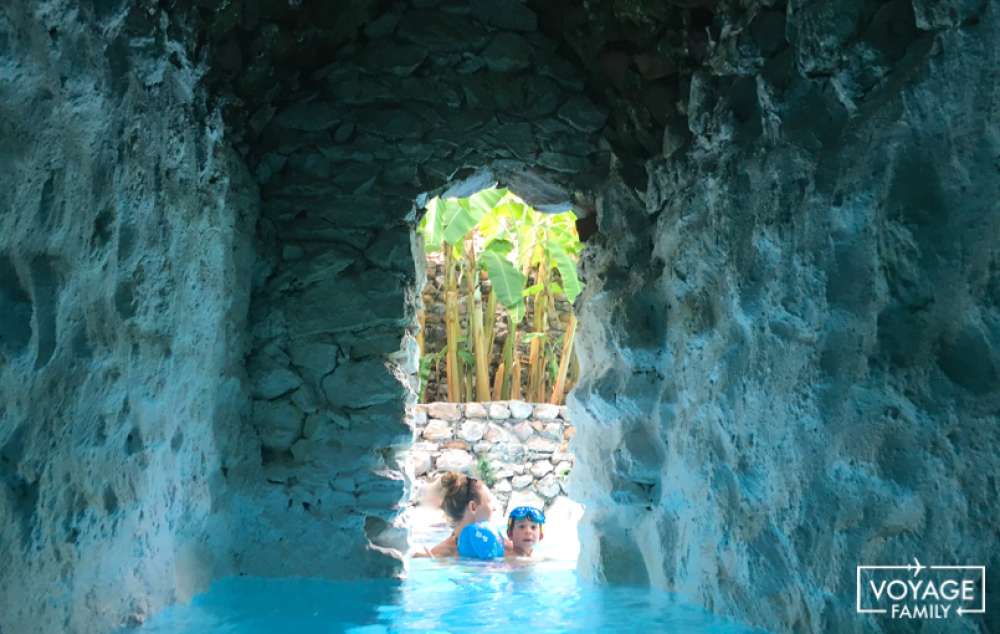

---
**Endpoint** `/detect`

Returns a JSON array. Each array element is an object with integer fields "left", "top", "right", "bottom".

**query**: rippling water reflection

[{"left": 134, "top": 556, "right": 767, "bottom": 633}]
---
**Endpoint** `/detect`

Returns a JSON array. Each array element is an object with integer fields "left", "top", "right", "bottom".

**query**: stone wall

[
  {"left": 407, "top": 401, "right": 574, "bottom": 512},
  {"left": 237, "top": 0, "right": 608, "bottom": 585}
]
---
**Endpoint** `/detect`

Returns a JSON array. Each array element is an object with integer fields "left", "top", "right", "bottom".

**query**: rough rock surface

[
  {"left": 0, "top": 3, "right": 257, "bottom": 632},
  {"left": 1, "top": 1, "right": 997, "bottom": 633},
  {"left": 565, "top": 3, "right": 1000, "bottom": 634}
]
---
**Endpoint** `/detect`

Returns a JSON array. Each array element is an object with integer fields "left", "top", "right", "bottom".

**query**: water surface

[{"left": 135, "top": 557, "right": 767, "bottom": 633}]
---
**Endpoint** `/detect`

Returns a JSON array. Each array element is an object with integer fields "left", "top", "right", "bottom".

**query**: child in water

[
  {"left": 455, "top": 503, "right": 546, "bottom": 560},
  {"left": 505, "top": 505, "right": 545, "bottom": 557}
]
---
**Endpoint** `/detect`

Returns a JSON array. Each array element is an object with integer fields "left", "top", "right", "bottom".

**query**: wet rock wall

[
  {"left": 2, "top": 1, "right": 997, "bottom": 633},
  {"left": 567, "top": 2, "right": 1000, "bottom": 633},
  {"left": 0, "top": 2, "right": 256, "bottom": 632}
]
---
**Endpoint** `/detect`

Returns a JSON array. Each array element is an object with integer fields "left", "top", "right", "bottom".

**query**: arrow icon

[{"left": 911, "top": 557, "right": 924, "bottom": 576}]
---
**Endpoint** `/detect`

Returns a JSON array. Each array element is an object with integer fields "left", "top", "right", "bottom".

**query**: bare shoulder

[{"left": 429, "top": 533, "right": 458, "bottom": 558}]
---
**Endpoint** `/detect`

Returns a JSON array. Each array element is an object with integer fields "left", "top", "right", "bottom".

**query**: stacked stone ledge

[{"left": 407, "top": 401, "right": 574, "bottom": 512}]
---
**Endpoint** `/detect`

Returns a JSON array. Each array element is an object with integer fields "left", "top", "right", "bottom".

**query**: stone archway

[
  {"left": 234, "top": 6, "right": 611, "bottom": 579},
  {"left": 4, "top": 2, "right": 999, "bottom": 633}
]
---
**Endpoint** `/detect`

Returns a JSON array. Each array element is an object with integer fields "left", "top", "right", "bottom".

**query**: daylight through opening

[{"left": 402, "top": 183, "right": 586, "bottom": 563}]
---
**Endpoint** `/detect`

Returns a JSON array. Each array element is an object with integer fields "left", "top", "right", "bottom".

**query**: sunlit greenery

[{"left": 416, "top": 188, "right": 583, "bottom": 404}]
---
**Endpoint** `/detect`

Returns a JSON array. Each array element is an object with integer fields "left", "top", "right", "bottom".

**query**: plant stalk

[
  {"left": 444, "top": 246, "right": 462, "bottom": 401},
  {"left": 492, "top": 362, "right": 505, "bottom": 401},
  {"left": 527, "top": 263, "right": 548, "bottom": 401},
  {"left": 471, "top": 289, "right": 491, "bottom": 401},
  {"left": 510, "top": 332, "right": 522, "bottom": 401},
  {"left": 549, "top": 312, "right": 577, "bottom": 404}
]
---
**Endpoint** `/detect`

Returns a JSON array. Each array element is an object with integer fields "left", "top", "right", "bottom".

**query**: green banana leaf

[
  {"left": 480, "top": 250, "right": 525, "bottom": 307},
  {"left": 469, "top": 187, "right": 507, "bottom": 216},
  {"left": 480, "top": 244, "right": 527, "bottom": 325},
  {"left": 522, "top": 283, "right": 544, "bottom": 297},
  {"left": 547, "top": 240, "right": 583, "bottom": 303},
  {"left": 438, "top": 188, "right": 509, "bottom": 246},
  {"left": 505, "top": 300, "right": 526, "bottom": 325},
  {"left": 442, "top": 197, "right": 485, "bottom": 245},
  {"left": 483, "top": 238, "right": 514, "bottom": 257}
]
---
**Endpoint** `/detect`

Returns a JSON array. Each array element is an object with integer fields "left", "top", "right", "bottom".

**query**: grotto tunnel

[{"left": 0, "top": 0, "right": 998, "bottom": 633}]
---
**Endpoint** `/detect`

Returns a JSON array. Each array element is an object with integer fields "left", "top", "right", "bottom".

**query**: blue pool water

[{"left": 134, "top": 558, "right": 767, "bottom": 633}]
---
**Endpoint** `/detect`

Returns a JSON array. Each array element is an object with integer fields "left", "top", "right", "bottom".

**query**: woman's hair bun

[
  {"left": 439, "top": 471, "right": 464, "bottom": 495},
  {"left": 437, "top": 471, "right": 476, "bottom": 523}
]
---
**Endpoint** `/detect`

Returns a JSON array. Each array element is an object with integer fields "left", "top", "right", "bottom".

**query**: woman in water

[{"left": 415, "top": 471, "right": 513, "bottom": 558}]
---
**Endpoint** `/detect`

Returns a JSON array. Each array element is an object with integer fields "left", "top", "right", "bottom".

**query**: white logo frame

[{"left": 856, "top": 558, "right": 986, "bottom": 617}]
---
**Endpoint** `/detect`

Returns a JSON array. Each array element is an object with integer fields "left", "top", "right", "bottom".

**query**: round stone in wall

[
  {"left": 495, "top": 493, "right": 511, "bottom": 509},
  {"left": 530, "top": 460, "right": 553, "bottom": 477},
  {"left": 465, "top": 402, "right": 488, "bottom": 418},
  {"left": 252, "top": 400, "right": 304, "bottom": 451},
  {"left": 511, "top": 474, "right": 533, "bottom": 489},
  {"left": 435, "top": 449, "right": 473, "bottom": 473},
  {"left": 330, "top": 476, "right": 355, "bottom": 493},
  {"left": 252, "top": 367, "right": 303, "bottom": 400},
  {"left": 526, "top": 436, "right": 558, "bottom": 454},
  {"left": 494, "top": 442, "right": 525, "bottom": 462},
  {"left": 551, "top": 451, "right": 574, "bottom": 464},
  {"left": 409, "top": 408, "right": 428, "bottom": 426},
  {"left": 459, "top": 420, "right": 486, "bottom": 442},
  {"left": 494, "top": 479, "right": 512, "bottom": 493},
  {"left": 412, "top": 441, "right": 438, "bottom": 453},
  {"left": 423, "top": 419, "right": 452, "bottom": 441},
  {"left": 291, "top": 386, "right": 320, "bottom": 414},
  {"left": 427, "top": 402, "right": 462, "bottom": 421},
  {"left": 410, "top": 451, "right": 433, "bottom": 476},
  {"left": 488, "top": 402, "right": 511, "bottom": 419},
  {"left": 492, "top": 462, "right": 516, "bottom": 479},
  {"left": 485, "top": 423, "right": 514, "bottom": 443},
  {"left": 541, "top": 423, "right": 562, "bottom": 440},
  {"left": 482, "top": 32, "right": 533, "bottom": 73},
  {"left": 534, "top": 403, "right": 560, "bottom": 420},
  {"left": 508, "top": 400, "right": 532, "bottom": 419},
  {"left": 537, "top": 474, "right": 560, "bottom": 499},
  {"left": 512, "top": 421, "right": 534, "bottom": 442}
]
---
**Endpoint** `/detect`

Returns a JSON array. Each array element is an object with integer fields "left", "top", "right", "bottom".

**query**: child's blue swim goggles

[{"left": 509, "top": 506, "right": 545, "bottom": 524}]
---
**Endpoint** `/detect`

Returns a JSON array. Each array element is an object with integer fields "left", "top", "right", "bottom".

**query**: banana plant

[{"left": 416, "top": 187, "right": 583, "bottom": 403}]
